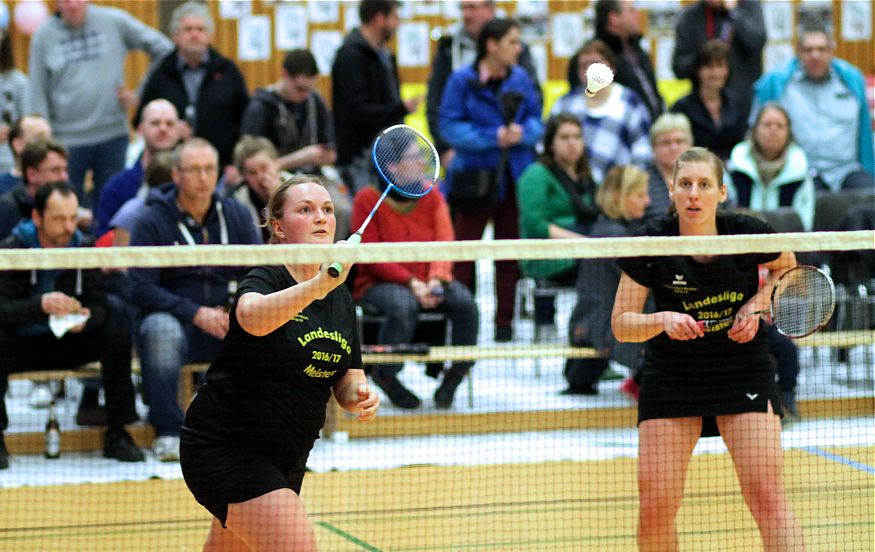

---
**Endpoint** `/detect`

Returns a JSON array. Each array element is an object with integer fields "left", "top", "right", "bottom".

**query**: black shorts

[
  {"left": 638, "top": 368, "right": 783, "bottom": 437},
  {"left": 180, "top": 431, "right": 310, "bottom": 527}
]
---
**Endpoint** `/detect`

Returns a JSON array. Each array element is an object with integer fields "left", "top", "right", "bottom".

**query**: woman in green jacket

[{"left": 516, "top": 113, "right": 599, "bottom": 327}]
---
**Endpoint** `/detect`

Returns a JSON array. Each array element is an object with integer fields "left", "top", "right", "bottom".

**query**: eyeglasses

[{"left": 178, "top": 165, "right": 218, "bottom": 176}]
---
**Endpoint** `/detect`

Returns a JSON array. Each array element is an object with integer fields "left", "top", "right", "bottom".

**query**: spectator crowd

[{"left": 0, "top": 0, "right": 872, "bottom": 470}]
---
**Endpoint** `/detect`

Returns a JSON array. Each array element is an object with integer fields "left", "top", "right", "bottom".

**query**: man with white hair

[{"left": 136, "top": 1, "right": 249, "bottom": 171}]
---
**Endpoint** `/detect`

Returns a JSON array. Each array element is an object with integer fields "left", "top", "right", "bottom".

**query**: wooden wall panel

[{"left": 6, "top": 0, "right": 874, "bottom": 108}]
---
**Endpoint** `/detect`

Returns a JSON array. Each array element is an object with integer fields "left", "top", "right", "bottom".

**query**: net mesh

[
  {"left": 772, "top": 267, "right": 837, "bottom": 338},
  {"left": 0, "top": 230, "right": 872, "bottom": 551}
]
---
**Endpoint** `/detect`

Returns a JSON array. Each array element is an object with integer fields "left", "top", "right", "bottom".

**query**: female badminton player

[
  {"left": 611, "top": 147, "right": 804, "bottom": 551},
  {"left": 180, "top": 175, "right": 379, "bottom": 552}
]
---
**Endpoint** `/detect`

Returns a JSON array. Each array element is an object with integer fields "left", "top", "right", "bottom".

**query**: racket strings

[
  {"left": 373, "top": 128, "right": 438, "bottom": 198},
  {"left": 772, "top": 268, "right": 835, "bottom": 337}
]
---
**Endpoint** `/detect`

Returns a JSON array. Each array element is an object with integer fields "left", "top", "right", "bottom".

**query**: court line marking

[
  {"left": 316, "top": 521, "right": 383, "bottom": 551},
  {"left": 803, "top": 447, "right": 875, "bottom": 474}
]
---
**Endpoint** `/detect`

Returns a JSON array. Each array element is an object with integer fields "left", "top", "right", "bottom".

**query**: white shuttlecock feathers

[{"left": 585, "top": 62, "right": 614, "bottom": 97}]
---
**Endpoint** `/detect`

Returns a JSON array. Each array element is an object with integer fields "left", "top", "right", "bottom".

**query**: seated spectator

[
  {"left": 0, "top": 182, "right": 144, "bottom": 469},
  {"left": 672, "top": 0, "right": 766, "bottom": 115},
  {"left": 0, "top": 115, "right": 52, "bottom": 196},
  {"left": 95, "top": 99, "right": 181, "bottom": 237},
  {"left": 0, "top": 138, "right": 70, "bottom": 239},
  {"left": 516, "top": 113, "right": 599, "bottom": 329},
  {"left": 128, "top": 138, "right": 260, "bottom": 461},
  {"left": 728, "top": 103, "right": 815, "bottom": 231},
  {"left": 0, "top": 30, "right": 32, "bottom": 176},
  {"left": 564, "top": 165, "right": 650, "bottom": 395},
  {"left": 439, "top": 17, "right": 542, "bottom": 342},
  {"left": 752, "top": 26, "right": 874, "bottom": 192},
  {"left": 227, "top": 136, "right": 283, "bottom": 241},
  {"left": 552, "top": 39, "right": 652, "bottom": 183},
  {"left": 671, "top": 39, "right": 748, "bottom": 162},
  {"left": 108, "top": 151, "right": 175, "bottom": 247},
  {"left": 240, "top": 50, "right": 352, "bottom": 238},
  {"left": 643, "top": 113, "right": 693, "bottom": 220},
  {"left": 352, "top": 133, "right": 479, "bottom": 410}
]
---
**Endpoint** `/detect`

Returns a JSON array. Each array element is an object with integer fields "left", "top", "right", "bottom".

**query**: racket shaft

[{"left": 699, "top": 308, "right": 768, "bottom": 329}]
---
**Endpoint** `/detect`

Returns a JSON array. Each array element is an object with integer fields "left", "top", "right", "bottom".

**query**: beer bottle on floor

[{"left": 45, "top": 401, "right": 61, "bottom": 459}]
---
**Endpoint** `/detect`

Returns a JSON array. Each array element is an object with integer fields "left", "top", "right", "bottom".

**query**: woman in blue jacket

[{"left": 439, "top": 18, "right": 543, "bottom": 341}]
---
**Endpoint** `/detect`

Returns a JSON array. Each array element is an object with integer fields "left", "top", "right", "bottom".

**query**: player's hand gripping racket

[
  {"left": 699, "top": 266, "right": 835, "bottom": 338},
  {"left": 327, "top": 125, "right": 439, "bottom": 277}
]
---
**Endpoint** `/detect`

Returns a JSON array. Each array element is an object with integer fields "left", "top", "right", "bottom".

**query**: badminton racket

[
  {"left": 698, "top": 266, "right": 835, "bottom": 338},
  {"left": 327, "top": 125, "right": 439, "bottom": 277}
]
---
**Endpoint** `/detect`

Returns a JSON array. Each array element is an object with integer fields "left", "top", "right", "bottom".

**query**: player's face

[
  {"left": 276, "top": 183, "right": 335, "bottom": 245},
  {"left": 282, "top": 73, "right": 316, "bottom": 104},
  {"left": 242, "top": 152, "right": 280, "bottom": 202},
  {"left": 652, "top": 130, "right": 691, "bottom": 172},
  {"left": 623, "top": 185, "right": 650, "bottom": 221},
  {"left": 754, "top": 107, "right": 790, "bottom": 160},
  {"left": 551, "top": 122, "right": 584, "bottom": 168},
  {"left": 34, "top": 191, "right": 78, "bottom": 248},
  {"left": 697, "top": 59, "right": 729, "bottom": 91},
  {"left": 670, "top": 161, "right": 726, "bottom": 225}
]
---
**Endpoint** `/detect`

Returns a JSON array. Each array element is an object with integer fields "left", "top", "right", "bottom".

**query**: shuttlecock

[{"left": 585, "top": 62, "right": 614, "bottom": 97}]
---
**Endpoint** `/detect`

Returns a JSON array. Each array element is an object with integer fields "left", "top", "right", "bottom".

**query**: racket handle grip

[{"left": 327, "top": 233, "right": 362, "bottom": 278}]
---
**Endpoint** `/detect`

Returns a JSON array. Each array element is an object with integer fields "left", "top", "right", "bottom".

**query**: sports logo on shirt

[{"left": 673, "top": 274, "right": 687, "bottom": 286}]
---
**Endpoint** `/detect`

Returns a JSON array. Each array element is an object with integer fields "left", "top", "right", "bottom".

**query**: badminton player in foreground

[
  {"left": 179, "top": 175, "right": 379, "bottom": 552},
  {"left": 611, "top": 147, "right": 804, "bottom": 551}
]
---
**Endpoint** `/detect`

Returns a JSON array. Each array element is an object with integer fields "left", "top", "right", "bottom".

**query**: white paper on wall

[
  {"left": 655, "top": 36, "right": 675, "bottom": 80},
  {"left": 343, "top": 5, "right": 359, "bottom": 33},
  {"left": 516, "top": 0, "right": 549, "bottom": 17},
  {"left": 308, "top": 1, "right": 339, "bottom": 24},
  {"left": 310, "top": 30, "right": 344, "bottom": 75},
  {"left": 219, "top": 0, "right": 251, "bottom": 20},
  {"left": 413, "top": 0, "right": 443, "bottom": 16},
  {"left": 397, "top": 22, "right": 430, "bottom": 67},
  {"left": 763, "top": 2, "right": 793, "bottom": 41},
  {"left": 529, "top": 42, "right": 548, "bottom": 86},
  {"left": 275, "top": 4, "right": 308, "bottom": 51},
  {"left": 841, "top": 0, "right": 871, "bottom": 41},
  {"left": 238, "top": 15, "right": 271, "bottom": 62},
  {"left": 442, "top": 0, "right": 461, "bottom": 20},
  {"left": 550, "top": 13, "right": 584, "bottom": 59}
]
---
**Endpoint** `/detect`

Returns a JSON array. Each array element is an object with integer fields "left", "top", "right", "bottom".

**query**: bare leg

[
  {"left": 203, "top": 517, "right": 253, "bottom": 552},
  {"left": 718, "top": 406, "right": 805, "bottom": 551},
  {"left": 222, "top": 488, "right": 319, "bottom": 552},
  {"left": 637, "top": 417, "right": 701, "bottom": 552}
]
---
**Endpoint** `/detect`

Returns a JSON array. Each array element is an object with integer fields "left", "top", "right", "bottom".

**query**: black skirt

[
  {"left": 637, "top": 366, "right": 783, "bottom": 437},
  {"left": 180, "top": 429, "right": 311, "bottom": 527}
]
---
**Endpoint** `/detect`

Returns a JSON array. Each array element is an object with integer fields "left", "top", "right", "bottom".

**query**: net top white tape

[{"left": 0, "top": 231, "right": 870, "bottom": 270}]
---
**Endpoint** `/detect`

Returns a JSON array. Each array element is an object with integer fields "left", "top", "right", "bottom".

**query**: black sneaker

[
  {"left": 373, "top": 373, "right": 421, "bottom": 409},
  {"left": 0, "top": 433, "right": 8, "bottom": 470},
  {"left": 560, "top": 384, "right": 598, "bottom": 396},
  {"left": 103, "top": 428, "right": 145, "bottom": 463},
  {"left": 434, "top": 368, "right": 467, "bottom": 409}
]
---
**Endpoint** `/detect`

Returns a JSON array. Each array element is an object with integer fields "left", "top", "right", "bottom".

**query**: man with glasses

[
  {"left": 128, "top": 138, "right": 259, "bottom": 462},
  {"left": 752, "top": 26, "right": 873, "bottom": 192}
]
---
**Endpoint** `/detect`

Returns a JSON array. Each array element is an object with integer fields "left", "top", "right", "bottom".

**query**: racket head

[
  {"left": 769, "top": 266, "right": 836, "bottom": 338},
  {"left": 372, "top": 125, "right": 439, "bottom": 199}
]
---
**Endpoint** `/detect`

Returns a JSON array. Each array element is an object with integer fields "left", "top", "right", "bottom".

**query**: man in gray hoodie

[{"left": 28, "top": 0, "right": 172, "bottom": 211}]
